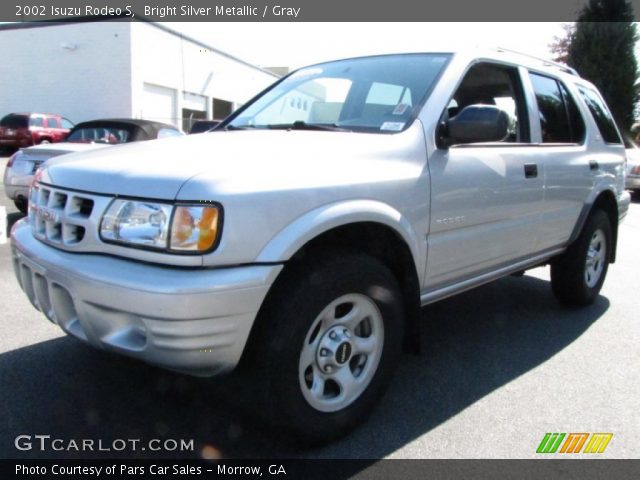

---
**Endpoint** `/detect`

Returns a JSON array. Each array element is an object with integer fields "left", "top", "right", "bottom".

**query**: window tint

[
  {"left": 445, "top": 62, "right": 529, "bottom": 143},
  {"left": 529, "top": 73, "right": 572, "bottom": 143},
  {"left": 579, "top": 87, "right": 622, "bottom": 144},
  {"left": 30, "top": 117, "right": 44, "bottom": 127},
  {"left": 559, "top": 83, "right": 585, "bottom": 143}
]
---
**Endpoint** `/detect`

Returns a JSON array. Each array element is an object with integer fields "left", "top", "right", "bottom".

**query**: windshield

[
  {"left": 226, "top": 54, "right": 451, "bottom": 133},
  {"left": 66, "top": 126, "right": 132, "bottom": 144}
]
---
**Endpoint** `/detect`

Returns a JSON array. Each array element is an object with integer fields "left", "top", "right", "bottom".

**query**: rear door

[
  {"left": 425, "top": 62, "right": 545, "bottom": 290},
  {"left": 45, "top": 116, "right": 64, "bottom": 141},
  {"left": 526, "top": 72, "right": 594, "bottom": 251}
]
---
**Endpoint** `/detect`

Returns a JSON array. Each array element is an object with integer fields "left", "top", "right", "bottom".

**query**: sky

[{"left": 165, "top": 22, "right": 569, "bottom": 70}]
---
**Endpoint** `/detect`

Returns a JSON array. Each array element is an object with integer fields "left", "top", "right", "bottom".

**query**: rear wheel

[
  {"left": 38, "top": 139, "right": 51, "bottom": 145},
  {"left": 551, "top": 210, "right": 612, "bottom": 306},
  {"left": 242, "top": 251, "right": 404, "bottom": 444}
]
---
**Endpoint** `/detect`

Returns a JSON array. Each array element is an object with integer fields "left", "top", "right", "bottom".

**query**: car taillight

[
  {"left": 633, "top": 165, "right": 640, "bottom": 175},
  {"left": 7, "top": 153, "right": 17, "bottom": 167}
]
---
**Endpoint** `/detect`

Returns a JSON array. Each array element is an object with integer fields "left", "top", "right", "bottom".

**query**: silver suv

[{"left": 10, "top": 50, "right": 631, "bottom": 443}]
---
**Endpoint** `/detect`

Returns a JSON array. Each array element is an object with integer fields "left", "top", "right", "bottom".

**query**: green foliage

[{"left": 567, "top": 0, "right": 638, "bottom": 132}]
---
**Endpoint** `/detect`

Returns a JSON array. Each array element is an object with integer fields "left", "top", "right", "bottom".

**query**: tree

[
  {"left": 566, "top": 0, "right": 638, "bottom": 133},
  {"left": 550, "top": 23, "right": 575, "bottom": 64}
]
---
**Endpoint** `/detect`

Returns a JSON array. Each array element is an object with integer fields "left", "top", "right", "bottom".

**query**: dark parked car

[
  {"left": 0, "top": 113, "right": 73, "bottom": 150},
  {"left": 189, "top": 120, "right": 220, "bottom": 134},
  {"left": 4, "top": 118, "right": 184, "bottom": 213}
]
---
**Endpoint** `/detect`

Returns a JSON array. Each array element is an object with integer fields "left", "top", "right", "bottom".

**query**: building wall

[
  {"left": 130, "top": 22, "right": 278, "bottom": 129},
  {"left": 0, "top": 22, "right": 133, "bottom": 124}
]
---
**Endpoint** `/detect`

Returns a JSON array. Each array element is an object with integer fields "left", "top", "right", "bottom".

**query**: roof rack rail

[{"left": 494, "top": 46, "right": 580, "bottom": 77}]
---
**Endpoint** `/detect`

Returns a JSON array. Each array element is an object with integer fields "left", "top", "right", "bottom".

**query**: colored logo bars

[{"left": 536, "top": 433, "right": 613, "bottom": 454}]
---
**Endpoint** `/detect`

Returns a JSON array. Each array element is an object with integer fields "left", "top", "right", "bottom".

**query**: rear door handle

[
  {"left": 524, "top": 163, "right": 538, "bottom": 178},
  {"left": 589, "top": 160, "right": 599, "bottom": 171}
]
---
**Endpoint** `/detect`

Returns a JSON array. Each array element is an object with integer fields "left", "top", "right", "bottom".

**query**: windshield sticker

[
  {"left": 380, "top": 122, "right": 405, "bottom": 131},
  {"left": 392, "top": 104, "right": 410, "bottom": 115}
]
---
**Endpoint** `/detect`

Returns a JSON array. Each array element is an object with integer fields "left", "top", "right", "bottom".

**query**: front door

[{"left": 424, "top": 62, "right": 544, "bottom": 290}]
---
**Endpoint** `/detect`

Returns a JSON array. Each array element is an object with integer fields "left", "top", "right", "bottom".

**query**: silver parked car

[
  {"left": 625, "top": 136, "right": 640, "bottom": 194},
  {"left": 3, "top": 118, "right": 183, "bottom": 213},
  {"left": 11, "top": 50, "right": 630, "bottom": 443}
]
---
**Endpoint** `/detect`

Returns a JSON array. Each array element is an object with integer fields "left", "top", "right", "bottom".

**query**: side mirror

[{"left": 440, "top": 104, "right": 510, "bottom": 147}]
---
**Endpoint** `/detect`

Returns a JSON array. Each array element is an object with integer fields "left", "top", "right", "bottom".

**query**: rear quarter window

[{"left": 578, "top": 87, "right": 622, "bottom": 144}]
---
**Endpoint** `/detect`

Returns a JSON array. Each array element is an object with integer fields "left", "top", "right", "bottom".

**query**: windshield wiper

[
  {"left": 223, "top": 124, "right": 258, "bottom": 131},
  {"left": 266, "top": 121, "right": 350, "bottom": 132}
]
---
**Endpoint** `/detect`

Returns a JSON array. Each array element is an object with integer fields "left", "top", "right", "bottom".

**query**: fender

[
  {"left": 255, "top": 199, "right": 424, "bottom": 274},
  {"left": 568, "top": 181, "right": 620, "bottom": 262}
]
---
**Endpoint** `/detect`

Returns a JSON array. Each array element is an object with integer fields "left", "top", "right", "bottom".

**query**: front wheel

[
  {"left": 551, "top": 210, "right": 612, "bottom": 306},
  {"left": 242, "top": 251, "right": 404, "bottom": 444}
]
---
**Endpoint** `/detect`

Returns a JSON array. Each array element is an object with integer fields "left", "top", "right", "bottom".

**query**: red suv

[{"left": 0, "top": 113, "right": 74, "bottom": 150}]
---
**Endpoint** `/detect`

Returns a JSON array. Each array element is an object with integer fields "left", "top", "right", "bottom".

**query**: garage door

[{"left": 142, "top": 83, "right": 177, "bottom": 126}]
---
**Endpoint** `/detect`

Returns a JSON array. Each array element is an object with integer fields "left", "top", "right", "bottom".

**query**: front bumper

[
  {"left": 3, "top": 164, "right": 32, "bottom": 201},
  {"left": 0, "top": 138, "right": 31, "bottom": 148},
  {"left": 11, "top": 220, "right": 282, "bottom": 376}
]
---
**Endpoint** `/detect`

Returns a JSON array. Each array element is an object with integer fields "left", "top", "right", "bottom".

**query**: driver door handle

[{"left": 524, "top": 163, "right": 538, "bottom": 179}]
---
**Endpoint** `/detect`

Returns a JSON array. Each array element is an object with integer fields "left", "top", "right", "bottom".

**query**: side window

[
  {"left": 529, "top": 73, "right": 572, "bottom": 143},
  {"left": 46, "top": 117, "right": 61, "bottom": 128},
  {"left": 578, "top": 87, "right": 622, "bottom": 144},
  {"left": 529, "top": 73, "right": 585, "bottom": 144},
  {"left": 30, "top": 117, "right": 44, "bottom": 127},
  {"left": 445, "top": 62, "right": 529, "bottom": 143},
  {"left": 61, "top": 118, "right": 74, "bottom": 129},
  {"left": 559, "top": 83, "right": 586, "bottom": 143}
]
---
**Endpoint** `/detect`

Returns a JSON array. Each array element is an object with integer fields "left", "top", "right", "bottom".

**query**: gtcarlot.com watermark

[{"left": 15, "top": 435, "right": 194, "bottom": 453}]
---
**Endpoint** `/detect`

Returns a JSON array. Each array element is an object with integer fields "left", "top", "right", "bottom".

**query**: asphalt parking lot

[{"left": 0, "top": 153, "right": 639, "bottom": 461}]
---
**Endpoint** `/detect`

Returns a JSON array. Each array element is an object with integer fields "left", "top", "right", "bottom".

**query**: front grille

[{"left": 29, "top": 184, "right": 109, "bottom": 251}]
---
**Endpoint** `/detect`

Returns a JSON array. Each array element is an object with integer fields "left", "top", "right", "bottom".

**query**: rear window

[
  {"left": 66, "top": 126, "right": 132, "bottom": 144},
  {"left": 0, "top": 114, "right": 29, "bottom": 129},
  {"left": 578, "top": 87, "right": 622, "bottom": 144}
]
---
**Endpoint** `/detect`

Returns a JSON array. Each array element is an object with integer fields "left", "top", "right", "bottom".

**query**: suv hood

[{"left": 42, "top": 125, "right": 423, "bottom": 199}]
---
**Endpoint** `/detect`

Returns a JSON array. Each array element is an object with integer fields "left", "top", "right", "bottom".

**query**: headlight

[
  {"left": 100, "top": 199, "right": 221, "bottom": 253},
  {"left": 100, "top": 199, "right": 172, "bottom": 249}
]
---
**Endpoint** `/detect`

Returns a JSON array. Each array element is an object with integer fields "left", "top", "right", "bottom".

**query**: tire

[
  {"left": 14, "top": 198, "right": 28, "bottom": 215},
  {"left": 551, "top": 210, "right": 612, "bottom": 307},
  {"left": 241, "top": 250, "right": 404, "bottom": 444}
]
